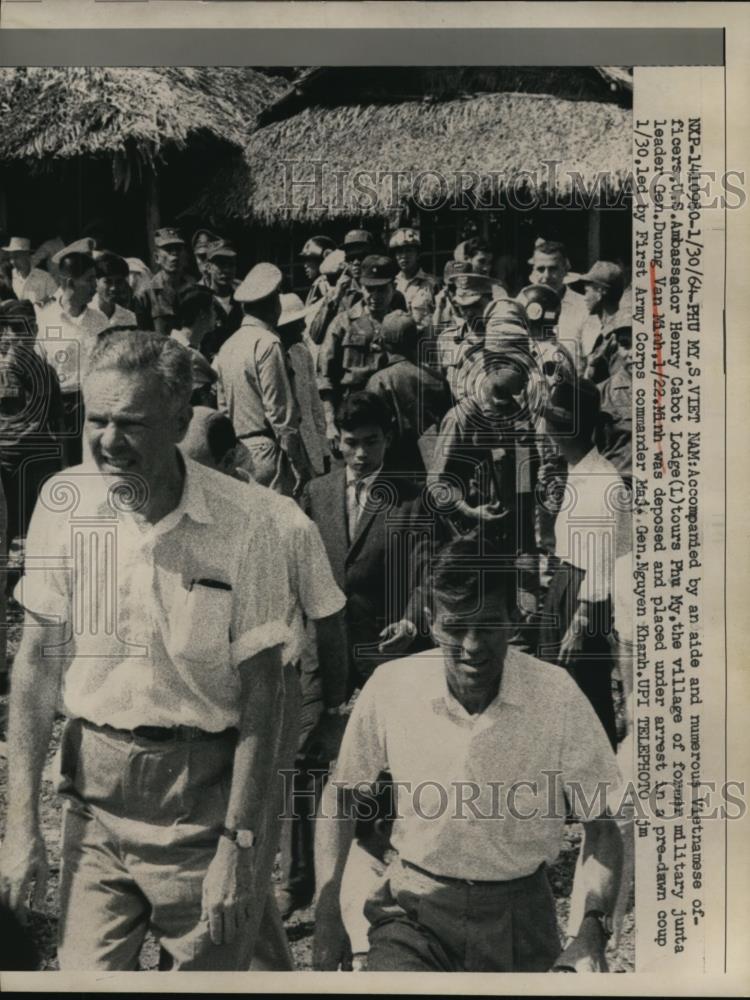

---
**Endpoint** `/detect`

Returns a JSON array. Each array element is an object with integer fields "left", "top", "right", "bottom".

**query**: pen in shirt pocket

[{"left": 189, "top": 578, "right": 233, "bottom": 592}]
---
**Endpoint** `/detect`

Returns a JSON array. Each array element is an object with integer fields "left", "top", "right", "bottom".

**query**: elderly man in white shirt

[
  {"left": 0, "top": 330, "right": 293, "bottom": 971},
  {"left": 181, "top": 406, "right": 349, "bottom": 941},
  {"left": 35, "top": 245, "right": 108, "bottom": 466},
  {"left": 3, "top": 236, "right": 58, "bottom": 306},
  {"left": 313, "top": 531, "right": 623, "bottom": 973}
]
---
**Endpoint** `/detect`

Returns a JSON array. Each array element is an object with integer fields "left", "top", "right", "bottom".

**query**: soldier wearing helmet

[
  {"left": 388, "top": 228, "right": 437, "bottom": 333},
  {"left": 316, "top": 255, "right": 403, "bottom": 454}
]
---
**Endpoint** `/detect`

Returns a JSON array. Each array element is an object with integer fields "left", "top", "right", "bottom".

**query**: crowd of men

[{"left": 0, "top": 221, "right": 634, "bottom": 973}]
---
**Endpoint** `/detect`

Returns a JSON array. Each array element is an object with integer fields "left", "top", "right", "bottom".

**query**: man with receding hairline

[{"left": 0, "top": 329, "right": 292, "bottom": 970}]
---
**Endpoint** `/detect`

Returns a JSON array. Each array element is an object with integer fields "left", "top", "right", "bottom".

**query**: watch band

[{"left": 583, "top": 908, "right": 614, "bottom": 939}]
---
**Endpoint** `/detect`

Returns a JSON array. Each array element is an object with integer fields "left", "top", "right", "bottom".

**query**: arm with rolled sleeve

[
  {"left": 255, "top": 338, "right": 308, "bottom": 487},
  {"left": 316, "top": 314, "right": 345, "bottom": 430},
  {"left": 0, "top": 495, "right": 72, "bottom": 919},
  {"left": 554, "top": 673, "right": 623, "bottom": 971},
  {"left": 313, "top": 676, "right": 388, "bottom": 969},
  {"left": 202, "top": 510, "right": 292, "bottom": 946}
]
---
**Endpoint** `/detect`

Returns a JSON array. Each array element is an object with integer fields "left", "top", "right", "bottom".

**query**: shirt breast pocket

[
  {"left": 341, "top": 327, "right": 370, "bottom": 367},
  {"left": 169, "top": 581, "right": 233, "bottom": 664}
]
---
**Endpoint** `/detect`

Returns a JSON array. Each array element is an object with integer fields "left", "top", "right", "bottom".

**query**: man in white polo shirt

[
  {"left": 313, "top": 532, "right": 623, "bottom": 973},
  {"left": 0, "top": 330, "right": 292, "bottom": 971}
]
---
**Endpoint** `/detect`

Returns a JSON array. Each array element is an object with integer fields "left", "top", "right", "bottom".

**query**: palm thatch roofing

[
  {"left": 0, "top": 67, "right": 285, "bottom": 188},
  {"left": 201, "top": 88, "right": 632, "bottom": 224}
]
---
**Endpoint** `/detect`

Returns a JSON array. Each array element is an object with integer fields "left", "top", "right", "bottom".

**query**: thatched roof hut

[
  {"left": 0, "top": 66, "right": 284, "bottom": 188},
  {"left": 197, "top": 66, "right": 632, "bottom": 225},
  {"left": 0, "top": 66, "right": 286, "bottom": 260}
]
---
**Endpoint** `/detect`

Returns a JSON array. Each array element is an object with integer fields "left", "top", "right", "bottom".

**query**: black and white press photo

[{"left": 0, "top": 61, "right": 638, "bottom": 974}]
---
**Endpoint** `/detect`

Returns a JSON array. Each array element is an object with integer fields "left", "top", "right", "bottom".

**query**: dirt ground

[{"left": 0, "top": 591, "right": 634, "bottom": 973}]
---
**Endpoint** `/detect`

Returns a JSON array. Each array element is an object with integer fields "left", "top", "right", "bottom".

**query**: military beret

[
  {"left": 234, "top": 262, "right": 282, "bottom": 304},
  {"left": 388, "top": 228, "right": 421, "bottom": 250},
  {"left": 154, "top": 227, "right": 186, "bottom": 248},
  {"left": 360, "top": 255, "right": 397, "bottom": 287},
  {"left": 300, "top": 236, "right": 336, "bottom": 260}
]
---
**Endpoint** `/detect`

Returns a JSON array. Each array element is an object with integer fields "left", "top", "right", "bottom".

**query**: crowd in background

[{"left": 0, "top": 219, "right": 635, "bottom": 972}]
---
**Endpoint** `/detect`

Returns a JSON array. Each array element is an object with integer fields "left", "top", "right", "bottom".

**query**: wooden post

[{"left": 145, "top": 168, "right": 161, "bottom": 269}]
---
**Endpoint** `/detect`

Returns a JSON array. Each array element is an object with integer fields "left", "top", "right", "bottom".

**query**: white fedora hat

[{"left": 2, "top": 237, "right": 31, "bottom": 253}]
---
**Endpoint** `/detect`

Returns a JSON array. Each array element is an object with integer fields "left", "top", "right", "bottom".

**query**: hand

[
  {"left": 378, "top": 620, "right": 417, "bottom": 656},
  {"left": 201, "top": 835, "right": 256, "bottom": 946},
  {"left": 471, "top": 501, "right": 509, "bottom": 524},
  {"left": 332, "top": 271, "right": 352, "bottom": 306},
  {"left": 313, "top": 886, "right": 350, "bottom": 970},
  {"left": 559, "top": 613, "right": 588, "bottom": 667},
  {"left": 0, "top": 827, "right": 49, "bottom": 920},
  {"left": 552, "top": 918, "right": 609, "bottom": 972}
]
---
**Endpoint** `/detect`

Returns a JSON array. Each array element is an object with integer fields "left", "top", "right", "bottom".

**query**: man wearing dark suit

[{"left": 304, "top": 391, "right": 437, "bottom": 694}]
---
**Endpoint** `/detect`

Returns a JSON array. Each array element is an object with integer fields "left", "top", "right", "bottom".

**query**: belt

[
  {"left": 82, "top": 718, "right": 236, "bottom": 744},
  {"left": 401, "top": 858, "right": 544, "bottom": 888},
  {"left": 237, "top": 429, "right": 274, "bottom": 441}
]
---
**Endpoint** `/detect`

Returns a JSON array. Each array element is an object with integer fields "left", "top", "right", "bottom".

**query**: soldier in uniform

[
  {"left": 365, "top": 310, "right": 449, "bottom": 481},
  {"left": 434, "top": 262, "right": 495, "bottom": 399},
  {"left": 565, "top": 262, "right": 626, "bottom": 383},
  {"left": 388, "top": 228, "right": 437, "bottom": 334},
  {"left": 306, "top": 229, "right": 377, "bottom": 350},
  {"left": 214, "top": 263, "right": 311, "bottom": 497},
  {"left": 135, "top": 227, "right": 195, "bottom": 335},
  {"left": 201, "top": 239, "right": 243, "bottom": 360},
  {"left": 299, "top": 236, "right": 337, "bottom": 307},
  {"left": 192, "top": 228, "right": 219, "bottom": 286},
  {"left": 316, "top": 255, "right": 400, "bottom": 453}
]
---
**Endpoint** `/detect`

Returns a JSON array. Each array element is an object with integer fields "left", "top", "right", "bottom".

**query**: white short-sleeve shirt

[
  {"left": 238, "top": 477, "right": 345, "bottom": 664},
  {"left": 331, "top": 647, "right": 621, "bottom": 881},
  {"left": 14, "top": 457, "right": 291, "bottom": 731},
  {"left": 554, "top": 446, "right": 631, "bottom": 603}
]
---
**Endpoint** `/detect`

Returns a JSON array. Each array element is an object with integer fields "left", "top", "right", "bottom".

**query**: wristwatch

[
  {"left": 583, "top": 908, "right": 614, "bottom": 940},
  {"left": 220, "top": 825, "right": 256, "bottom": 849}
]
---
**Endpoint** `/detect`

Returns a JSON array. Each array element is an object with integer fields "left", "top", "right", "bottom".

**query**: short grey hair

[{"left": 84, "top": 328, "right": 193, "bottom": 407}]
